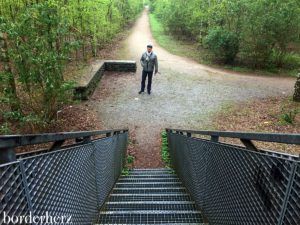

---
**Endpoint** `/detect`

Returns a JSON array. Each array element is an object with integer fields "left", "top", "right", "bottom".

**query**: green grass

[
  {"left": 161, "top": 130, "right": 171, "bottom": 168},
  {"left": 127, "top": 155, "right": 135, "bottom": 164},
  {"left": 149, "top": 14, "right": 210, "bottom": 64},
  {"left": 121, "top": 155, "right": 135, "bottom": 176},
  {"left": 149, "top": 13, "right": 299, "bottom": 77}
]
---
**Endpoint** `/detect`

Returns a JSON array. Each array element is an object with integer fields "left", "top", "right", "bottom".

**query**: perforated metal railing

[
  {"left": 0, "top": 129, "right": 128, "bottom": 225},
  {"left": 166, "top": 129, "right": 300, "bottom": 225}
]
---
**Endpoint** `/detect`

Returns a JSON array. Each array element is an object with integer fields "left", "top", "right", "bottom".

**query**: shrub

[
  {"left": 280, "top": 109, "right": 299, "bottom": 124},
  {"left": 204, "top": 27, "right": 239, "bottom": 64},
  {"left": 161, "top": 131, "right": 171, "bottom": 167},
  {"left": 0, "top": 3, "right": 75, "bottom": 132}
]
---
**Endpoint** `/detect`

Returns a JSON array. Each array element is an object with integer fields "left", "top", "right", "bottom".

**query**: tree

[{"left": 151, "top": 0, "right": 300, "bottom": 68}]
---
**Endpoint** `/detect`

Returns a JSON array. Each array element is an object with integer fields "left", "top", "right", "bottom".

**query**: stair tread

[
  {"left": 103, "top": 202, "right": 198, "bottom": 211},
  {"left": 100, "top": 210, "right": 202, "bottom": 214},
  {"left": 105, "top": 201, "right": 196, "bottom": 204},
  {"left": 108, "top": 195, "right": 193, "bottom": 202},
  {"left": 96, "top": 169, "right": 204, "bottom": 225},
  {"left": 98, "top": 212, "right": 203, "bottom": 224},
  {"left": 115, "top": 183, "right": 184, "bottom": 188},
  {"left": 97, "top": 224, "right": 204, "bottom": 225},
  {"left": 97, "top": 213, "right": 203, "bottom": 224},
  {"left": 121, "top": 175, "right": 177, "bottom": 178}
]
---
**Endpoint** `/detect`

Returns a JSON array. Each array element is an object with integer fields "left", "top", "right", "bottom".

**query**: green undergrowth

[
  {"left": 121, "top": 152, "right": 135, "bottom": 176},
  {"left": 161, "top": 130, "right": 171, "bottom": 168},
  {"left": 149, "top": 13, "right": 299, "bottom": 77}
]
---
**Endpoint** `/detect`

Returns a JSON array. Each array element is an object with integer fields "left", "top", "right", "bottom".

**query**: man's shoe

[
  {"left": 147, "top": 91, "right": 151, "bottom": 95},
  {"left": 138, "top": 91, "right": 144, "bottom": 94}
]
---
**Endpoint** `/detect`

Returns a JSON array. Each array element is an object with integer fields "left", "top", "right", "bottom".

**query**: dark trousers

[{"left": 141, "top": 70, "right": 153, "bottom": 92}]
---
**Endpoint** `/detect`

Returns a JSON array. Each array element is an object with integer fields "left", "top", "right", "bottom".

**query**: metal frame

[
  {"left": 167, "top": 128, "right": 300, "bottom": 159},
  {"left": 0, "top": 129, "right": 128, "bottom": 164},
  {"left": 0, "top": 129, "right": 128, "bottom": 225},
  {"left": 167, "top": 128, "right": 300, "bottom": 225},
  {"left": 166, "top": 128, "right": 300, "bottom": 145}
]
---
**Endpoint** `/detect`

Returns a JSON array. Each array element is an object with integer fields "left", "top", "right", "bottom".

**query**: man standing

[{"left": 139, "top": 44, "right": 158, "bottom": 95}]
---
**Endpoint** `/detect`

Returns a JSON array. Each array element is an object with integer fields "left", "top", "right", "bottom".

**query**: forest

[
  {"left": 1, "top": 0, "right": 300, "bottom": 135},
  {"left": 0, "top": 0, "right": 143, "bottom": 133},
  {"left": 150, "top": 0, "right": 300, "bottom": 69}
]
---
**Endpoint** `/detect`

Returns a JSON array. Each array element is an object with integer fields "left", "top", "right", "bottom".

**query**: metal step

[
  {"left": 117, "top": 178, "right": 180, "bottom": 183},
  {"left": 103, "top": 201, "right": 198, "bottom": 211},
  {"left": 96, "top": 169, "right": 204, "bottom": 225},
  {"left": 121, "top": 174, "right": 178, "bottom": 178},
  {"left": 129, "top": 168, "right": 174, "bottom": 171},
  {"left": 128, "top": 169, "right": 175, "bottom": 175},
  {"left": 98, "top": 211, "right": 203, "bottom": 224},
  {"left": 97, "top": 224, "right": 204, "bottom": 225},
  {"left": 115, "top": 182, "right": 184, "bottom": 188},
  {"left": 108, "top": 194, "right": 193, "bottom": 202},
  {"left": 112, "top": 187, "right": 186, "bottom": 194}
]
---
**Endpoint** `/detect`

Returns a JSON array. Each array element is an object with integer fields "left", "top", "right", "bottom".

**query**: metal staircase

[
  {"left": 96, "top": 168, "right": 204, "bottom": 225},
  {"left": 2, "top": 129, "right": 299, "bottom": 225}
]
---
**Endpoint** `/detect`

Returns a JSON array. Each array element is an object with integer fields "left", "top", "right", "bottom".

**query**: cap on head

[{"left": 147, "top": 43, "right": 153, "bottom": 48}]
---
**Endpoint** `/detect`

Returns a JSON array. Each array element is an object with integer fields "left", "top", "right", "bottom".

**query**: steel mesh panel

[
  {"left": 282, "top": 163, "right": 300, "bottom": 225},
  {"left": 94, "top": 133, "right": 128, "bottom": 207},
  {"left": 22, "top": 143, "right": 98, "bottom": 225},
  {"left": 168, "top": 134, "right": 208, "bottom": 209},
  {"left": 0, "top": 133, "right": 128, "bottom": 225},
  {"left": 94, "top": 137, "right": 117, "bottom": 207},
  {"left": 0, "top": 162, "right": 30, "bottom": 225},
  {"left": 113, "top": 133, "right": 128, "bottom": 181},
  {"left": 203, "top": 141, "right": 293, "bottom": 225},
  {"left": 168, "top": 132, "right": 299, "bottom": 225}
]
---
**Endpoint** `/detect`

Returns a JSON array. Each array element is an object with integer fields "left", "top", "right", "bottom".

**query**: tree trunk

[
  {"left": 293, "top": 71, "right": 300, "bottom": 102},
  {"left": 0, "top": 32, "right": 20, "bottom": 111}
]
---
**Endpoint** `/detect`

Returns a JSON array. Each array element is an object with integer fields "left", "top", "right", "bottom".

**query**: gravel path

[{"left": 90, "top": 10, "right": 295, "bottom": 168}]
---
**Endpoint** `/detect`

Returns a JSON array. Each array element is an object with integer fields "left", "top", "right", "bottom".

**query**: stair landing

[{"left": 96, "top": 168, "right": 204, "bottom": 225}]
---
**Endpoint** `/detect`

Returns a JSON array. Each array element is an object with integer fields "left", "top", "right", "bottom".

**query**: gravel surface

[{"left": 89, "top": 10, "right": 295, "bottom": 168}]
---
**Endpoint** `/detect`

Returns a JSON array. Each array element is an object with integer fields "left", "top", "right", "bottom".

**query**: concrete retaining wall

[
  {"left": 104, "top": 60, "right": 137, "bottom": 72},
  {"left": 74, "top": 60, "right": 136, "bottom": 100}
]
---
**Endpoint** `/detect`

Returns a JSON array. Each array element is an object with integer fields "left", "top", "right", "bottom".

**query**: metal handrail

[
  {"left": 166, "top": 128, "right": 300, "bottom": 145},
  {"left": 0, "top": 128, "right": 128, "bottom": 164},
  {"left": 0, "top": 129, "right": 128, "bottom": 148},
  {"left": 166, "top": 129, "right": 300, "bottom": 224}
]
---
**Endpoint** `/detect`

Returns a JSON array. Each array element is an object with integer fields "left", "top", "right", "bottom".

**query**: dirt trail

[{"left": 90, "top": 10, "right": 295, "bottom": 168}]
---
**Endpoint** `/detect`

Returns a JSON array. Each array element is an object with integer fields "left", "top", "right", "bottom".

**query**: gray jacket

[{"left": 140, "top": 52, "right": 158, "bottom": 73}]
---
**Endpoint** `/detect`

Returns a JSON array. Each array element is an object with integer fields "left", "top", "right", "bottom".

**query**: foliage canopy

[
  {"left": 150, "top": 0, "right": 300, "bottom": 68},
  {"left": 0, "top": 0, "right": 143, "bottom": 133}
]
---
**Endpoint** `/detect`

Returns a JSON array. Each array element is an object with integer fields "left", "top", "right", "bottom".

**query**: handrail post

[
  {"left": 211, "top": 135, "right": 219, "bottom": 142},
  {"left": 0, "top": 147, "right": 16, "bottom": 164},
  {"left": 240, "top": 139, "right": 258, "bottom": 151}
]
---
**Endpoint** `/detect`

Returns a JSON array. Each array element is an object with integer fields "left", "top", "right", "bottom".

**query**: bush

[
  {"left": 271, "top": 49, "right": 300, "bottom": 69},
  {"left": 280, "top": 109, "right": 299, "bottom": 124},
  {"left": 161, "top": 131, "right": 171, "bottom": 167},
  {"left": 0, "top": 3, "right": 76, "bottom": 132},
  {"left": 204, "top": 27, "right": 239, "bottom": 64}
]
